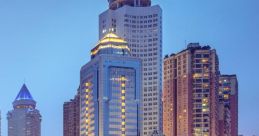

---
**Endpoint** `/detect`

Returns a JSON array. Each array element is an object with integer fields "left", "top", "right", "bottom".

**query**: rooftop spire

[
  {"left": 13, "top": 84, "right": 36, "bottom": 109},
  {"left": 108, "top": 0, "right": 151, "bottom": 10},
  {"left": 15, "top": 84, "right": 34, "bottom": 101}
]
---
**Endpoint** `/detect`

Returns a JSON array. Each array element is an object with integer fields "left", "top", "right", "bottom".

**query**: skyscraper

[
  {"left": 63, "top": 89, "right": 80, "bottom": 136},
  {"left": 80, "top": 33, "right": 142, "bottom": 136},
  {"left": 7, "top": 84, "right": 41, "bottom": 136},
  {"left": 218, "top": 75, "right": 238, "bottom": 136},
  {"left": 163, "top": 43, "right": 220, "bottom": 136},
  {"left": 99, "top": 1, "right": 163, "bottom": 135}
]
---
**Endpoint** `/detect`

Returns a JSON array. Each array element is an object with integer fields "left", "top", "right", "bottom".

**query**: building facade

[
  {"left": 99, "top": 1, "right": 163, "bottom": 135},
  {"left": 163, "top": 53, "right": 176, "bottom": 136},
  {"left": 163, "top": 43, "right": 220, "bottom": 136},
  {"left": 7, "top": 84, "right": 41, "bottom": 136},
  {"left": 218, "top": 75, "right": 238, "bottom": 136},
  {"left": 80, "top": 33, "right": 142, "bottom": 136},
  {"left": 63, "top": 90, "right": 80, "bottom": 136},
  {"left": 0, "top": 111, "right": 1, "bottom": 136}
]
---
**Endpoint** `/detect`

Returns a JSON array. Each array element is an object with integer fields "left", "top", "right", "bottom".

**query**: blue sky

[{"left": 0, "top": 0, "right": 258, "bottom": 135}]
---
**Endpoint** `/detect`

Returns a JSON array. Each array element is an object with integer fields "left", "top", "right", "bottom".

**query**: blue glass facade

[{"left": 80, "top": 33, "right": 142, "bottom": 136}]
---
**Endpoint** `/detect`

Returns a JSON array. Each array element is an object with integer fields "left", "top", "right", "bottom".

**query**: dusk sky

[{"left": 0, "top": 0, "right": 259, "bottom": 135}]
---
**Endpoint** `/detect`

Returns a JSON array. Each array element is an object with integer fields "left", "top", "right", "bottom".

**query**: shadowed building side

[
  {"left": 63, "top": 89, "right": 80, "bottom": 136},
  {"left": 218, "top": 75, "right": 238, "bottom": 136}
]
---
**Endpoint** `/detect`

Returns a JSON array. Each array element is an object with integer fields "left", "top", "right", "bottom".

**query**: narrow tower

[
  {"left": 7, "top": 84, "right": 41, "bottom": 136},
  {"left": 218, "top": 75, "right": 238, "bottom": 136}
]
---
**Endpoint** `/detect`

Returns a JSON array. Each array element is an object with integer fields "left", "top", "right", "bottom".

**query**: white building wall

[{"left": 99, "top": 5, "right": 163, "bottom": 136}]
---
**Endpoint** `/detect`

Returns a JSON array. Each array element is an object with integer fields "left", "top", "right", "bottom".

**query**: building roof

[
  {"left": 15, "top": 84, "right": 34, "bottom": 101},
  {"left": 98, "top": 33, "right": 127, "bottom": 45},
  {"left": 108, "top": 0, "right": 151, "bottom": 10},
  {"left": 220, "top": 74, "right": 237, "bottom": 77},
  {"left": 164, "top": 43, "right": 213, "bottom": 60},
  {"left": 90, "top": 32, "right": 130, "bottom": 59}
]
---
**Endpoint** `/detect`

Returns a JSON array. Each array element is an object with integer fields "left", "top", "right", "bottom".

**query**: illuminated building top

[
  {"left": 13, "top": 84, "right": 36, "bottom": 109},
  {"left": 108, "top": 0, "right": 151, "bottom": 10},
  {"left": 91, "top": 32, "right": 130, "bottom": 59}
]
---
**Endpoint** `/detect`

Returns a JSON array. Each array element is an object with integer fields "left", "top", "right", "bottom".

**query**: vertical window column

[
  {"left": 85, "top": 82, "right": 91, "bottom": 135},
  {"left": 120, "top": 76, "right": 126, "bottom": 136}
]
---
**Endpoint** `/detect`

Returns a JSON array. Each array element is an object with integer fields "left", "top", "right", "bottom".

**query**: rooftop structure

[
  {"left": 91, "top": 33, "right": 130, "bottom": 59},
  {"left": 13, "top": 84, "right": 36, "bottom": 109},
  {"left": 108, "top": 0, "right": 151, "bottom": 10}
]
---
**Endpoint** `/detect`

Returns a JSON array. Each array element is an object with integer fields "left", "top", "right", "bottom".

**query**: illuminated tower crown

[
  {"left": 108, "top": 0, "right": 151, "bottom": 10},
  {"left": 12, "top": 84, "right": 36, "bottom": 109},
  {"left": 90, "top": 32, "right": 130, "bottom": 59}
]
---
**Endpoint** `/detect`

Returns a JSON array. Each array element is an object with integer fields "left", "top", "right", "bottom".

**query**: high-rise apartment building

[
  {"left": 7, "top": 84, "right": 41, "bottom": 136},
  {"left": 163, "top": 43, "right": 220, "bottom": 136},
  {"left": 80, "top": 33, "right": 142, "bottom": 136},
  {"left": 218, "top": 75, "right": 238, "bottom": 136},
  {"left": 63, "top": 90, "right": 80, "bottom": 136},
  {"left": 99, "top": 1, "right": 163, "bottom": 135}
]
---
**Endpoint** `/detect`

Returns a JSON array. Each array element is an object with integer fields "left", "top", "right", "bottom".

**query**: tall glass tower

[
  {"left": 99, "top": 1, "right": 163, "bottom": 135},
  {"left": 7, "top": 84, "right": 41, "bottom": 136},
  {"left": 80, "top": 33, "right": 142, "bottom": 136}
]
